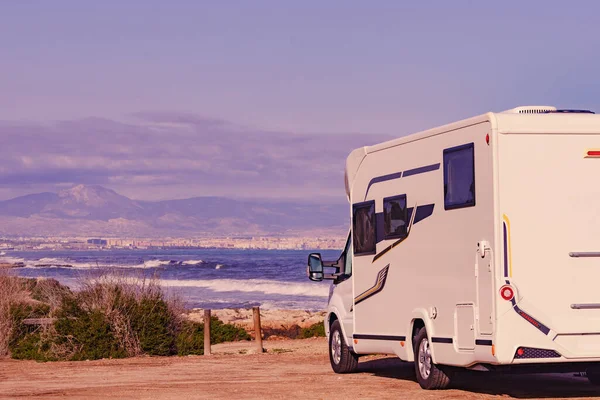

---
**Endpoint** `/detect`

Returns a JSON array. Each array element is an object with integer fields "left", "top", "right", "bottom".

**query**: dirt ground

[{"left": 2, "top": 337, "right": 600, "bottom": 400}]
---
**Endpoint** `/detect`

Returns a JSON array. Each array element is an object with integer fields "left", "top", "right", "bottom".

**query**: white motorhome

[{"left": 307, "top": 106, "right": 600, "bottom": 389}]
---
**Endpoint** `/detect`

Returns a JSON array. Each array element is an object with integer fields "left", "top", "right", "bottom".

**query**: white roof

[
  {"left": 344, "top": 106, "right": 600, "bottom": 199},
  {"left": 364, "top": 106, "right": 600, "bottom": 155}
]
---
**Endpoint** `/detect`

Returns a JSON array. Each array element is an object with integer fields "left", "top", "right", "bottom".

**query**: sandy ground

[{"left": 2, "top": 337, "right": 600, "bottom": 399}]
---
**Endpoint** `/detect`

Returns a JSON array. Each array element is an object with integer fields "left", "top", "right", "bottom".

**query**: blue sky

[{"left": 1, "top": 1, "right": 599, "bottom": 201}]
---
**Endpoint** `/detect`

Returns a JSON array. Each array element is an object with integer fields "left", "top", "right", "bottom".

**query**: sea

[{"left": 0, "top": 249, "right": 339, "bottom": 311}]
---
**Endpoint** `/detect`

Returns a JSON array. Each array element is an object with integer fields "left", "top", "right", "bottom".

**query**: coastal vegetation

[{"left": 0, "top": 272, "right": 250, "bottom": 361}]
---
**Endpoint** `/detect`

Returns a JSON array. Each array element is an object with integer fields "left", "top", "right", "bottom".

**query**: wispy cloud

[{"left": 0, "top": 113, "right": 391, "bottom": 202}]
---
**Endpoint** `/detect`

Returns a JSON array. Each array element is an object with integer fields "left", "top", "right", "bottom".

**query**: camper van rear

[
  {"left": 307, "top": 106, "right": 600, "bottom": 390},
  {"left": 496, "top": 119, "right": 600, "bottom": 362}
]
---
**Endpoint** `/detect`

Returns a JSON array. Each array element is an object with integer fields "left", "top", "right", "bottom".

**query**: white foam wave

[
  {"left": 142, "top": 260, "right": 172, "bottom": 268},
  {"left": 215, "top": 264, "right": 223, "bottom": 269},
  {"left": 37, "top": 257, "right": 64, "bottom": 264},
  {"left": 182, "top": 260, "right": 204, "bottom": 265},
  {"left": 16, "top": 258, "right": 174, "bottom": 270},
  {"left": 0, "top": 256, "right": 26, "bottom": 264},
  {"left": 159, "top": 278, "right": 329, "bottom": 298}
]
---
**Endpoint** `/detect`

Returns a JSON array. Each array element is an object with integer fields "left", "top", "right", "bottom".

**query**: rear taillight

[
  {"left": 585, "top": 150, "right": 600, "bottom": 158},
  {"left": 499, "top": 285, "right": 514, "bottom": 301}
]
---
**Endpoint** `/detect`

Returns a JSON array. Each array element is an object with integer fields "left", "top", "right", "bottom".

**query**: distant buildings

[
  {"left": 87, "top": 238, "right": 107, "bottom": 246},
  {"left": 0, "top": 236, "right": 346, "bottom": 251}
]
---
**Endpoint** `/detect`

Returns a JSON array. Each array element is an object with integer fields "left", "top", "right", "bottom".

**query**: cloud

[{"left": 0, "top": 113, "right": 391, "bottom": 202}]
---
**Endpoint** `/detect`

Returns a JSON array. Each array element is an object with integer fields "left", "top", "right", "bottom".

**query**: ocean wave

[
  {"left": 141, "top": 260, "right": 173, "bottom": 268},
  {"left": 0, "top": 256, "right": 26, "bottom": 264},
  {"left": 159, "top": 278, "right": 329, "bottom": 297},
  {"left": 14, "top": 258, "right": 184, "bottom": 270},
  {"left": 37, "top": 257, "right": 64, "bottom": 264},
  {"left": 182, "top": 260, "right": 204, "bottom": 265}
]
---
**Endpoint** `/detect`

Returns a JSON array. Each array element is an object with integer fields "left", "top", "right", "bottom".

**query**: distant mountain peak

[
  {"left": 56, "top": 184, "right": 130, "bottom": 209},
  {"left": 0, "top": 184, "right": 347, "bottom": 236},
  {"left": 59, "top": 184, "right": 116, "bottom": 197}
]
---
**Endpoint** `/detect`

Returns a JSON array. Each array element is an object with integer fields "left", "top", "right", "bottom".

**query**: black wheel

[
  {"left": 587, "top": 368, "right": 600, "bottom": 385},
  {"left": 413, "top": 327, "right": 452, "bottom": 389},
  {"left": 329, "top": 320, "right": 358, "bottom": 373}
]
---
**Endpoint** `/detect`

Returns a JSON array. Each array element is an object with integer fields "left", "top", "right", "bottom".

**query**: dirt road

[{"left": 2, "top": 337, "right": 600, "bottom": 399}]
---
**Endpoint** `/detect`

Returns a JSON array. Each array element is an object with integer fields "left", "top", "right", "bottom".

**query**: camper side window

[
  {"left": 352, "top": 200, "right": 376, "bottom": 256},
  {"left": 443, "top": 143, "right": 475, "bottom": 210},
  {"left": 383, "top": 194, "right": 407, "bottom": 239}
]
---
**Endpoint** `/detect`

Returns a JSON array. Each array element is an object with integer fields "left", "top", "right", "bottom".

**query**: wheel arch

[{"left": 407, "top": 309, "right": 437, "bottom": 363}]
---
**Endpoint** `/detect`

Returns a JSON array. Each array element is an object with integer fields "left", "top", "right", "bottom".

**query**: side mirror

[{"left": 307, "top": 253, "right": 324, "bottom": 282}]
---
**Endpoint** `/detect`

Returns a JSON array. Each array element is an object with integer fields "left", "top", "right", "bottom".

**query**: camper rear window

[
  {"left": 383, "top": 194, "right": 407, "bottom": 239},
  {"left": 352, "top": 200, "right": 376, "bottom": 255},
  {"left": 443, "top": 143, "right": 475, "bottom": 210}
]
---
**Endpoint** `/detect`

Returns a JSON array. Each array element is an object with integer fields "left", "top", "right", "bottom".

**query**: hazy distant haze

[{"left": 0, "top": 114, "right": 391, "bottom": 202}]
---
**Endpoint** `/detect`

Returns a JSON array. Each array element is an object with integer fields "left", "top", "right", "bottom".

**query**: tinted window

[
  {"left": 343, "top": 234, "right": 352, "bottom": 275},
  {"left": 443, "top": 143, "right": 475, "bottom": 210},
  {"left": 383, "top": 194, "right": 407, "bottom": 239},
  {"left": 353, "top": 201, "right": 376, "bottom": 255}
]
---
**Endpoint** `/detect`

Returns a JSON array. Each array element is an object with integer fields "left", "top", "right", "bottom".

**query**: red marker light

[
  {"left": 485, "top": 133, "right": 490, "bottom": 145},
  {"left": 500, "top": 285, "right": 514, "bottom": 301},
  {"left": 587, "top": 150, "right": 600, "bottom": 157},
  {"left": 517, "top": 347, "right": 525, "bottom": 356}
]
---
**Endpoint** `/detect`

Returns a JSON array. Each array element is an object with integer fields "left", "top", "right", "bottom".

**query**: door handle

[{"left": 477, "top": 240, "right": 491, "bottom": 258}]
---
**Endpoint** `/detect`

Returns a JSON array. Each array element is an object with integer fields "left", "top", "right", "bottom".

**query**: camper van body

[{"left": 310, "top": 106, "right": 600, "bottom": 387}]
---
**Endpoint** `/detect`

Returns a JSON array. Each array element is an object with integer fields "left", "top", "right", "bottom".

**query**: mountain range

[{"left": 0, "top": 185, "right": 349, "bottom": 237}]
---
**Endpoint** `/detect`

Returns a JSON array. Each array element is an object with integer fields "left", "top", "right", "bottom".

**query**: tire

[
  {"left": 329, "top": 320, "right": 358, "bottom": 373},
  {"left": 413, "top": 327, "right": 452, "bottom": 390},
  {"left": 586, "top": 368, "right": 600, "bottom": 385}
]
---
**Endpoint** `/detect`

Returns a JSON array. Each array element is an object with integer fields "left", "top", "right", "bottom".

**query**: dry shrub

[
  {"left": 8, "top": 271, "right": 248, "bottom": 360},
  {"left": 74, "top": 272, "right": 185, "bottom": 357},
  {"left": 0, "top": 271, "right": 30, "bottom": 357}
]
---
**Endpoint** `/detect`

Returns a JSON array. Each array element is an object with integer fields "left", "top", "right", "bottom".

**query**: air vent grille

[
  {"left": 502, "top": 106, "right": 557, "bottom": 114},
  {"left": 519, "top": 109, "right": 549, "bottom": 114}
]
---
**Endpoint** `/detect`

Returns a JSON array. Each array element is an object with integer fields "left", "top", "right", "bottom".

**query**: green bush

[
  {"left": 299, "top": 322, "right": 326, "bottom": 338},
  {"left": 54, "top": 297, "right": 127, "bottom": 361},
  {"left": 176, "top": 321, "right": 204, "bottom": 356},
  {"left": 210, "top": 316, "right": 251, "bottom": 343},
  {"left": 130, "top": 295, "right": 175, "bottom": 356},
  {"left": 175, "top": 316, "right": 250, "bottom": 356},
  {"left": 9, "top": 332, "right": 54, "bottom": 361},
  {"left": 262, "top": 321, "right": 325, "bottom": 339},
  {"left": 8, "top": 302, "right": 53, "bottom": 360},
  {"left": 6, "top": 277, "right": 251, "bottom": 361}
]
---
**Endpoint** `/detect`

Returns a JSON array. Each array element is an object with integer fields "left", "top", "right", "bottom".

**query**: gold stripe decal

[
  {"left": 503, "top": 214, "right": 513, "bottom": 277},
  {"left": 354, "top": 264, "right": 390, "bottom": 305}
]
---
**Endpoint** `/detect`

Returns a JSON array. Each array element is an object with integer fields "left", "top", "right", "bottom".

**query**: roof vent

[{"left": 502, "top": 106, "right": 557, "bottom": 114}]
